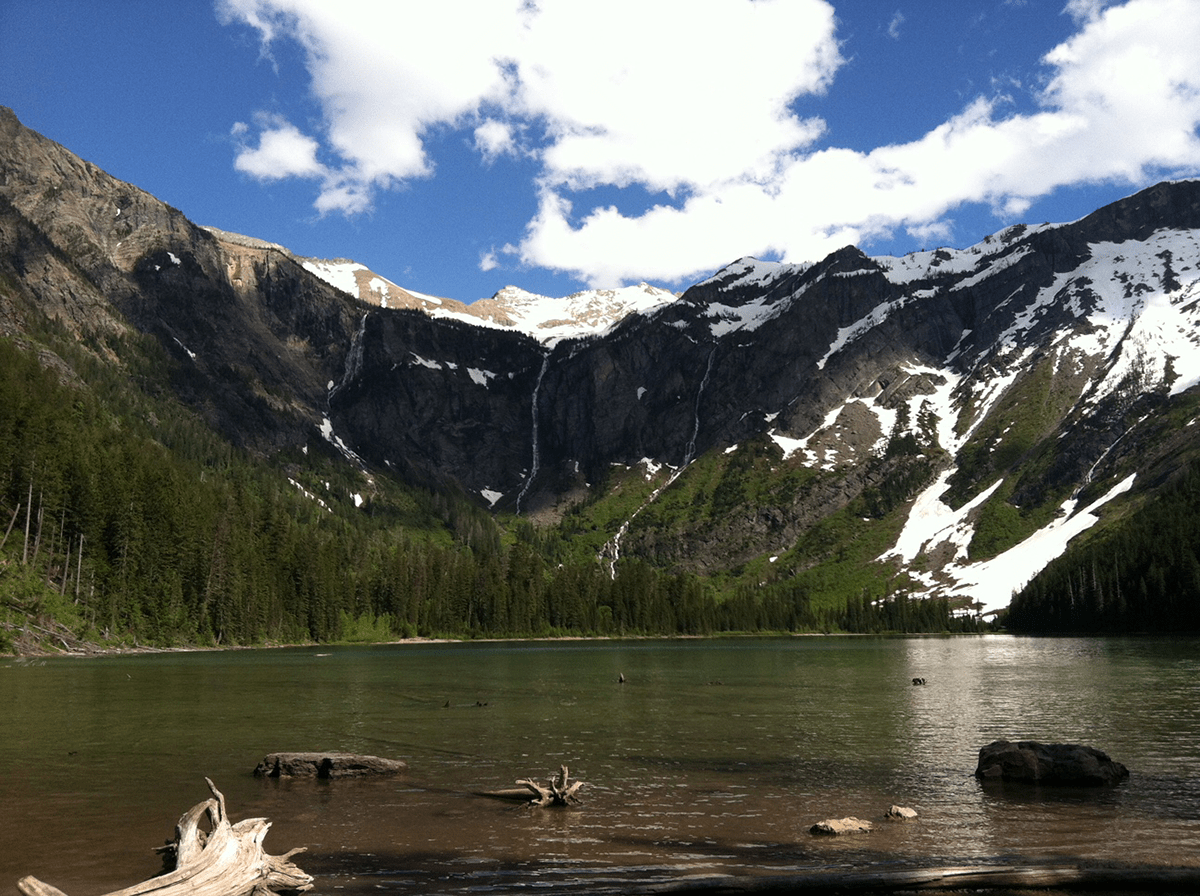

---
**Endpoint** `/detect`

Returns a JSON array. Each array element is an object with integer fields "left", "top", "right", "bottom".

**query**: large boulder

[
  {"left": 974, "top": 740, "right": 1129, "bottom": 786},
  {"left": 254, "top": 752, "right": 408, "bottom": 779}
]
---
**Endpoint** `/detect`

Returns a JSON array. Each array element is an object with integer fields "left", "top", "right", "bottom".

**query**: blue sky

[{"left": 4, "top": 1, "right": 1200, "bottom": 302}]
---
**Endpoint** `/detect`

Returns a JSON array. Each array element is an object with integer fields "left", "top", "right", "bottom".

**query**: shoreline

[{"left": 6, "top": 629, "right": 980, "bottom": 660}]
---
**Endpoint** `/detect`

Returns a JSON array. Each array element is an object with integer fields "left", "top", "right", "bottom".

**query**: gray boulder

[
  {"left": 254, "top": 752, "right": 408, "bottom": 778},
  {"left": 974, "top": 740, "right": 1128, "bottom": 786},
  {"left": 809, "top": 816, "right": 873, "bottom": 836}
]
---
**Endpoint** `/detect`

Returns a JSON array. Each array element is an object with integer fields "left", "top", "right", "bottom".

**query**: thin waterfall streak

[
  {"left": 685, "top": 347, "right": 717, "bottom": 464},
  {"left": 516, "top": 353, "right": 551, "bottom": 515},
  {"left": 604, "top": 345, "right": 717, "bottom": 577},
  {"left": 329, "top": 312, "right": 369, "bottom": 403},
  {"left": 1077, "top": 412, "right": 1147, "bottom": 495}
]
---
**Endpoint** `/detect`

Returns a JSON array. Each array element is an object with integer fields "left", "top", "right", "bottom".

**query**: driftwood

[
  {"left": 254, "top": 751, "right": 407, "bottom": 778},
  {"left": 17, "top": 778, "right": 312, "bottom": 896},
  {"left": 515, "top": 764, "right": 585, "bottom": 806}
]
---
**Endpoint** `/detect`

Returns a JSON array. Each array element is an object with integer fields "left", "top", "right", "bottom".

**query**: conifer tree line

[
  {"left": 1, "top": 333, "right": 974, "bottom": 651},
  {"left": 1004, "top": 466, "right": 1200, "bottom": 632}
]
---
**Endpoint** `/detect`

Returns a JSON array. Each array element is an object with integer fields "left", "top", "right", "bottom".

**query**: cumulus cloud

[
  {"left": 232, "top": 115, "right": 325, "bottom": 180},
  {"left": 474, "top": 120, "right": 517, "bottom": 163},
  {"left": 219, "top": 0, "right": 1200, "bottom": 286}
]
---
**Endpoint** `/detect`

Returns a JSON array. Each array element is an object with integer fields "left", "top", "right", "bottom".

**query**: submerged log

[
  {"left": 17, "top": 778, "right": 312, "bottom": 896},
  {"left": 254, "top": 751, "right": 407, "bottom": 778},
  {"left": 515, "top": 764, "right": 585, "bottom": 806}
]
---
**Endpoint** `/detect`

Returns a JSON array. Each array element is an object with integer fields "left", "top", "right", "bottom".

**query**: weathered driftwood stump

[
  {"left": 17, "top": 778, "right": 312, "bottom": 896},
  {"left": 516, "top": 764, "right": 585, "bottom": 806}
]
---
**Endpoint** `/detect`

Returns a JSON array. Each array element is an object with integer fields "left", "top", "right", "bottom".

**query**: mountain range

[{"left": 4, "top": 103, "right": 1200, "bottom": 630}]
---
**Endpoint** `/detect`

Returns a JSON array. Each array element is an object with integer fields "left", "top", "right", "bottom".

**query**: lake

[{"left": 2, "top": 635, "right": 1198, "bottom": 894}]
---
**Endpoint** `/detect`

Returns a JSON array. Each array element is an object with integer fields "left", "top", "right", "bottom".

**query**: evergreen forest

[{"left": 1003, "top": 464, "right": 1200, "bottom": 632}]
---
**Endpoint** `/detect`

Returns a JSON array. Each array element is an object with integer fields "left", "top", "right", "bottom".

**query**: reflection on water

[{"left": 2, "top": 636, "right": 1199, "bottom": 895}]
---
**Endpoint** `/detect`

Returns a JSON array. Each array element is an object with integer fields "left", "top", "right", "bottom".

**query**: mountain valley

[{"left": 3, "top": 104, "right": 1200, "bottom": 648}]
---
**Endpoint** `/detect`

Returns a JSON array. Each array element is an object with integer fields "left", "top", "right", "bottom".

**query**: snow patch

[
  {"left": 303, "top": 259, "right": 367, "bottom": 296},
  {"left": 944, "top": 474, "right": 1136, "bottom": 614},
  {"left": 885, "top": 470, "right": 1136, "bottom": 615},
  {"left": 817, "top": 296, "right": 911, "bottom": 370},
  {"left": 288, "top": 477, "right": 331, "bottom": 512},
  {"left": 172, "top": 337, "right": 196, "bottom": 361},
  {"left": 319, "top": 417, "right": 364, "bottom": 466},
  {"left": 768, "top": 430, "right": 808, "bottom": 461},
  {"left": 430, "top": 282, "right": 678, "bottom": 346},
  {"left": 411, "top": 354, "right": 443, "bottom": 370},
  {"left": 695, "top": 256, "right": 798, "bottom": 290}
]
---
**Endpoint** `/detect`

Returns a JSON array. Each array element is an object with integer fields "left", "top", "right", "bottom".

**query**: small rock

[
  {"left": 810, "top": 816, "right": 873, "bottom": 836},
  {"left": 885, "top": 805, "right": 918, "bottom": 820},
  {"left": 254, "top": 752, "right": 408, "bottom": 778}
]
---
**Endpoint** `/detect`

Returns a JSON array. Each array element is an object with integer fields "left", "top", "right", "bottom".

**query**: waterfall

[
  {"left": 603, "top": 345, "right": 717, "bottom": 576},
  {"left": 684, "top": 346, "right": 717, "bottom": 465},
  {"left": 516, "top": 352, "right": 551, "bottom": 515},
  {"left": 329, "top": 312, "right": 369, "bottom": 402}
]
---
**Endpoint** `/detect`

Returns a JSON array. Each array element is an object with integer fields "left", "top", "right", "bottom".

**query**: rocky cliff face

[
  {"left": 0, "top": 106, "right": 361, "bottom": 451},
  {"left": 326, "top": 180, "right": 1200, "bottom": 507},
  {"left": 4, "top": 105, "right": 1200, "bottom": 612}
]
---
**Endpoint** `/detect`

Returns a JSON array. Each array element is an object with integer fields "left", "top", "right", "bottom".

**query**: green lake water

[{"left": 2, "top": 635, "right": 1198, "bottom": 894}]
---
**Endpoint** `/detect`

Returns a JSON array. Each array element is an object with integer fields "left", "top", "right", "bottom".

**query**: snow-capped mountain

[
  {"left": 5, "top": 102, "right": 1200, "bottom": 621},
  {"left": 299, "top": 257, "right": 677, "bottom": 345},
  {"left": 323, "top": 179, "right": 1200, "bottom": 614}
]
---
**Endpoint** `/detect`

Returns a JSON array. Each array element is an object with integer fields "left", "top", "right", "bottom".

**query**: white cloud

[
  {"left": 220, "top": 0, "right": 1200, "bottom": 286},
  {"left": 887, "top": 10, "right": 905, "bottom": 39},
  {"left": 474, "top": 119, "right": 516, "bottom": 162},
  {"left": 1063, "top": 0, "right": 1114, "bottom": 22},
  {"left": 517, "top": 0, "right": 1200, "bottom": 284},
  {"left": 232, "top": 115, "right": 325, "bottom": 181}
]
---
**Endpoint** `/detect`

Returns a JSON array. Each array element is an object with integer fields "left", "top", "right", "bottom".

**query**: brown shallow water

[{"left": 1, "top": 635, "right": 1198, "bottom": 894}]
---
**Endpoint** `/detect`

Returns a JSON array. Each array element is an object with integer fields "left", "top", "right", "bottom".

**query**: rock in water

[
  {"left": 809, "top": 816, "right": 873, "bottom": 835},
  {"left": 974, "top": 740, "right": 1129, "bottom": 785},
  {"left": 254, "top": 752, "right": 407, "bottom": 778}
]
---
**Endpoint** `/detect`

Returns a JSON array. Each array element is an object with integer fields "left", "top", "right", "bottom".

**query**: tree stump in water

[
  {"left": 17, "top": 778, "right": 312, "bottom": 896},
  {"left": 516, "top": 764, "right": 585, "bottom": 806}
]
